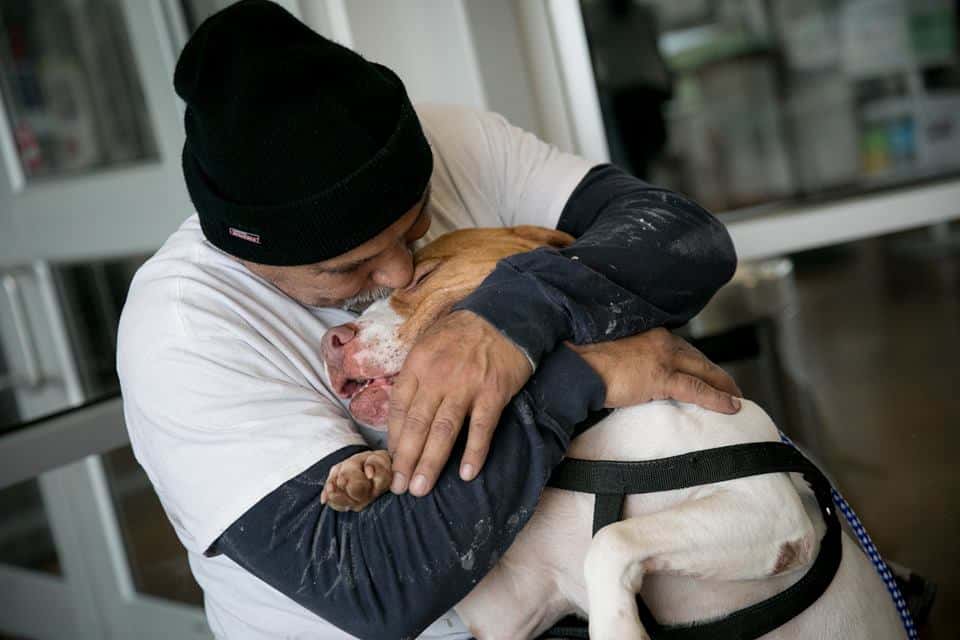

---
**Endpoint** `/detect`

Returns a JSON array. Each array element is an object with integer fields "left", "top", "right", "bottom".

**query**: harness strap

[
  {"left": 542, "top": 442, "right": 841, "bottom": 640},
  {"left": 538, "top": 618, "right": 590, "bottom": 639},
  {"left": 591, "top": 494, "right": 623, "bottom": 535}
]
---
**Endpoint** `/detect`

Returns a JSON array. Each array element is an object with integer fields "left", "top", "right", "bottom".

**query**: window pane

[
  {"left": 580, "top": 0, "right": 960, "bottom": 213},
  {"left": 0, "top": 0, "right": 158, "bottom": 181},
  {"left": 0, "top": 478, "right": 61, "bottom": 575}
]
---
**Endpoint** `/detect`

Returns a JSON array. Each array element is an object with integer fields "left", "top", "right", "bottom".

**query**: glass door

[
  {"left": 0, "top": 0, "right": 190, "bottom": 265},
  {"left": 0, "top": 264, "right": 213, "bottom": 639},
  {"left": 0, "top": 4, "right": 181, "bottom": 632},
  {"left": 0, "top": 3, "right": 316, "bottom": 637}
]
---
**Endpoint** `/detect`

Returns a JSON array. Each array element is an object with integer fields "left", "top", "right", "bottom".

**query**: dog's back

[{"left": 457, "top": 400, "right": 904, "bottom": 639}]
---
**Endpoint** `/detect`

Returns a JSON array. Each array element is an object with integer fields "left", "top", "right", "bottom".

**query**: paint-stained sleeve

[
  {"left": 455, "top": 164, "right": 738, "bottom": 364},
  {"left": 211, "top": 344, "right": 605, "bottom": 640}
]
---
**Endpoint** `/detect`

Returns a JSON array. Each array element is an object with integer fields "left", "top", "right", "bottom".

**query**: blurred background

[{"left": 0, "top": 1, "right": 956, "bottom": 638}]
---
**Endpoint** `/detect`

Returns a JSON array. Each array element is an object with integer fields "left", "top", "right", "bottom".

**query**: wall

[
  {"left": 338, "top": 0, "right": 487, "bottom": 109},
  {"left": 297, "top": 0, "right": 557, "bottom": 145},
  {"left": 462, "top": 0, "right": 543, "bottom": 137}
]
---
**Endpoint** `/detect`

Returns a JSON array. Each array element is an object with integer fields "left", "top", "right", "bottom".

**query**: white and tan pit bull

[{"left": 321, "top": 227, "right": 904, "bottom": 640}]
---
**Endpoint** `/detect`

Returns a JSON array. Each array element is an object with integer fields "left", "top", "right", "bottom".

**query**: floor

[{"left": 773, "top": 227, "right": 960, "bottom": 638}]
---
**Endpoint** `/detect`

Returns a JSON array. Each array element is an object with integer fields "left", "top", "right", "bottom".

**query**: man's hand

[
  {"left": 321, "top": 450, "right": 392, "bottom": 512},
  {"left": 567, "top": 328, "right": 742, "bottom": 411},
  {"left": 387, "top": 310, "right": 532, "bottom": 497}
]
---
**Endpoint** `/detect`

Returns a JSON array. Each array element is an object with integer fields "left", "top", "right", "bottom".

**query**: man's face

[{"left": 241, "top": 191, "right": 432, "bottom": 309}]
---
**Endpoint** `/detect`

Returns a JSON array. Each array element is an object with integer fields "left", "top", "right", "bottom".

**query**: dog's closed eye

[{"left": 406, "top": 259, "right": 442, "bottom": 292}]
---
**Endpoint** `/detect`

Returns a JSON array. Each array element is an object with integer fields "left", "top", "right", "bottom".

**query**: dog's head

[{"left": 321, "top": 226, "right": 573, "bottom": 426}]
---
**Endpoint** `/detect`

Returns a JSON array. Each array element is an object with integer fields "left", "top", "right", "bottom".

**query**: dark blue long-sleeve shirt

[
  {"left": 213, "top": 165, "right": 736, "bottom": 639},
  {"left": 215, "top": 346, "right": 605, "bottom": 639},
  {"left": 456, "top": 164, "right": 737, "bottom": 363}
]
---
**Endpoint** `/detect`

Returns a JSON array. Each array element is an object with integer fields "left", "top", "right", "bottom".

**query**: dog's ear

[{"left": 511, "top": 225, "right": 575, "bottom": 249}]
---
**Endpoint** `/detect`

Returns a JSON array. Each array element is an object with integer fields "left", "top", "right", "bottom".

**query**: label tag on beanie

[{"left": 229, "top": 227, "right": 261, "bottom": 245}]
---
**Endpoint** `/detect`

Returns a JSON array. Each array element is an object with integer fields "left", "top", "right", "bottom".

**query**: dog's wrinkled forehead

[
  {"left": 414, "top": 226, "right": 570, "bottom": 263},
  {"left": 386, "top": 226, "right": 575, "bottom": 319}
]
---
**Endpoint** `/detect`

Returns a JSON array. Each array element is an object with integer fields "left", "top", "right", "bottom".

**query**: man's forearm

[
  {"left": 213, "top": 345, "right": 604, "bottom": 640},
  {"left": 456, "top": 164, "right": 737, "bottom": 363}
]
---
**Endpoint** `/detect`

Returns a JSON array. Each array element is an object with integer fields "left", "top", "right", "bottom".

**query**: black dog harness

[{"left": 540, "top": 441, "right": 841, "bottom": 640}]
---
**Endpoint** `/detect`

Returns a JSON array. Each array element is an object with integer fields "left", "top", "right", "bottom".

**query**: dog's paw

[{"left": 321, "top": 450, "right": 392, "bottom": 512}]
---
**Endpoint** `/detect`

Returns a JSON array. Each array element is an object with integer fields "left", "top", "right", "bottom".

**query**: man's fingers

[
  {"left": 387, "top": 375, "right": 418, "bottom": 453},
  {"left": 666, "top": 372, "right": 740, "bottom": 414},
  {"left": 410, "top": 397, "right": 468, "bottom": 497},
  {"left": 390, "top": 393, "right": 442, "bottom": 494},
  {"left": 673, "top": 344, "right": 742, "bottom": 397},
  {"left": 459, "top": 398, "right": 504, "bottom": 482}
]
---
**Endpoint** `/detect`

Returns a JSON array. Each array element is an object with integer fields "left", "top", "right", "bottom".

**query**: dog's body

[
  {"left": 455, "top": 399, "right": 902, "bottom": 639},
  {"left": 321, "top": 227, "right": 905, "bottom": 639}
]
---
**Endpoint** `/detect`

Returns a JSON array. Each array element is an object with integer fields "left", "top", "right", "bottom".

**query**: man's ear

[{"left": 511, "top": 225, "right": 575, "bottom": 249}]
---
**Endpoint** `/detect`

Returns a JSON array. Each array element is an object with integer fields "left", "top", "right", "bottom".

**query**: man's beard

[{"left": 340, "top": 287, "right": 392, "bottom": 313}]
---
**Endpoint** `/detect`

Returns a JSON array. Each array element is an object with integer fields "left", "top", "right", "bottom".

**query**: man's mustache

[{"left": 341, "top": 287, "right": 392, "bottom": 313}]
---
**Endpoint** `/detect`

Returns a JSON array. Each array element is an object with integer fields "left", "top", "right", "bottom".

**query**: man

[{"left": 117, "top": 1, "right": 739, "bottom": 638}]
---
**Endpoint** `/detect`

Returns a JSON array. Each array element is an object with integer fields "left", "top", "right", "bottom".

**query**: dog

[{"left": 320, "top": 226, "right": 904, "bottom": 640}]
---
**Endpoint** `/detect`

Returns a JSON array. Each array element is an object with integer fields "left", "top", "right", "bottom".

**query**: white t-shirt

[{"left": 117, "top": 104, "right": 591, "bottom": 639}]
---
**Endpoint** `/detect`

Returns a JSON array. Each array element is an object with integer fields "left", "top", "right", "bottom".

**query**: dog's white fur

[
  {"left": 456, "top": 400, "right": 903, "bottom": 639},
  {"left": 347, "top": 300, "right": 904, "bottom": 640}
]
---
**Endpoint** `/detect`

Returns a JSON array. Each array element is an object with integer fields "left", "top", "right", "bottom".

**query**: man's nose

[
  {"left": 321, "top": 323, "right": 358, "bottom": 368},
  {"left": 371, "top": 245, "right": 414, "bottom": 289}
]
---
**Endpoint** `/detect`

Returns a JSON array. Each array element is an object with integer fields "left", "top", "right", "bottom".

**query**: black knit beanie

[{"left": 174, "top": 0, "right": 433, "bottom": 265}]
